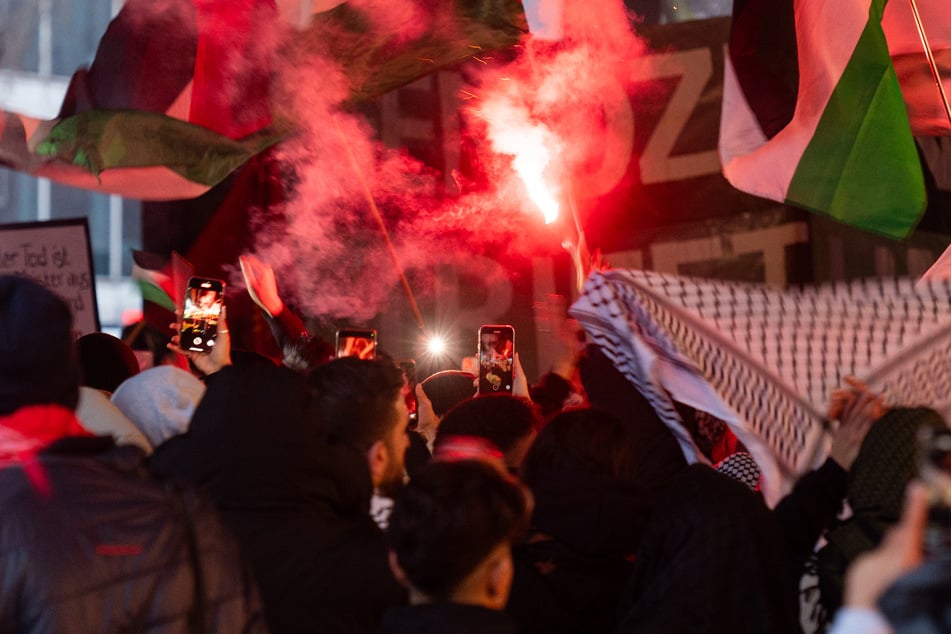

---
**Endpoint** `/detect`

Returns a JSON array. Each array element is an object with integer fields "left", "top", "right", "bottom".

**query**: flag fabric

[
  {"left": 720, "top": 0, "right": 928, "bottom": 239},
  {"left": 131, "top": 250, "right": 194, "bottom": 314},
  {"left": 0, "top": 0, "right": 278, "bottom": 200},
  {"left": 883, "top": 0, "right": 951, "bottom": 136},
  {"left": 570, "top": 268, "right": 951, "bottom": 504},
  {"left": 0, "top": 0, "right": 527, "bottom": 202}
]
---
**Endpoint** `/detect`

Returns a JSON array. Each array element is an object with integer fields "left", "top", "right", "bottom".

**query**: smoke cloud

[{"left": 235, "top": 0, "right": 650, "bottom": 323}]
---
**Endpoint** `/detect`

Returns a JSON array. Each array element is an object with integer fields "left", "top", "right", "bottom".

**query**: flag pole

[
  {"left": 332, "top": 119, "right": 427, "bottom": 334},
  {"left": 907, "top": 0, "right": 951, "bottom": 129}
]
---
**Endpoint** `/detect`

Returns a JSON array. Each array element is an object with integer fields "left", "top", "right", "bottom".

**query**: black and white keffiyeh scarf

[{"left": 570, "top": 269, "right": 951, "bottom": 504}]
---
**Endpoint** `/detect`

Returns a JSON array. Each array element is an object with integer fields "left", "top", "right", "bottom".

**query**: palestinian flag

[
  {"left": 131, "top": 250, "right": 193, "bottom": 314},
  {"left": 0, "top": 0, "right": 527, "bottom": 202},
  {"left": 719, "top": 0, "right": 940, "bottom": 240},
  {"left": 0, "top": 0, "right": 280, "bottom": 201}
]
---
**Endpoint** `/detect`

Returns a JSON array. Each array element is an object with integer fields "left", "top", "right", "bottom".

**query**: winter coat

[{"left": 0, "top": 404, "right": 265, "bottom": 633}]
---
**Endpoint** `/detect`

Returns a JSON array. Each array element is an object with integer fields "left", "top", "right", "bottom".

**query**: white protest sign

[{"left": 0, "top": 218, "right": 100, "bottom": 335}]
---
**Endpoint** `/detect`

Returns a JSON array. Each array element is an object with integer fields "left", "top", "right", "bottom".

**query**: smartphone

[
  {"left": 335, "top": 328, "right": 377, "bottom": 359},
  {"left": 919, "top": 425, "right": 951, "bottom": 554},
  {"left": 180, "top": 277, "right": 225, "bottom": 353},
  {"left": 478, "top": 324, "right": 514, "bottom": 394},
  {"left": 399, "top": 359, "right": 418, "bottom": 425}
]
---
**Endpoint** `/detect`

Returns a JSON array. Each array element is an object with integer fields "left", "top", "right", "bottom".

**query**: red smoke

[{"left": 240, "top": 0, "right": 648, "bottom": 323}]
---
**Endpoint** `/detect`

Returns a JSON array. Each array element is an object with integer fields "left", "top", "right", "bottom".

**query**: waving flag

[
  {"left": 884, "top": 0, "right": 951, "bottom": 136},
  {"left": 0, "top": 0, "right": 527, "bottom": 201},
  {"left": 571, "top": 269, "right": 951, "bottom": 504},
  {"left": 719, "top": 0, "right": 943, "bottom": 240}
]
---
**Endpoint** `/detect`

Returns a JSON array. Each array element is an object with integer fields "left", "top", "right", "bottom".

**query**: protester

[
  {"left": 74, "top": 384, "right": 153, "bottom": 452},
  {"left": 0, "top": 274, "right": 265, "bottom": 632},
  {"left": 615, "top": 463, "right": 802, "bottom": 634},
  {"left": 826, "top": 482, "right": 930, "bottom": 634},
  {"left": 577, "top": 344, "right": 687, "bottom": 501},
  {"left": 507, "top": 407, "right": 651, "bottom": 634},
  {"left": 73, "top": 330, "right": 153, "bottom": 451},
  {"left": 381, "top": 459, "right": 532, "bottom": 634},
  {"left": 111, "top": 364, "right": 206, "bottom": 449},
  {"left": 817, "top": 406, "right": 947, "bottom": 617},
  {"left": 75, "top": 331, "right": 141, "bottom": 393},
  {"left": 435, "top": 394, "right": 541, "bottom": 475},
  {"left": 415, "top": 370, "right": 477, "bottom": 450},
  {"left": 239, "top": 253, "right": 333, "bottom": 372},
  {"left": 151, "top": 336, "right": 407, "bottom": 633}
]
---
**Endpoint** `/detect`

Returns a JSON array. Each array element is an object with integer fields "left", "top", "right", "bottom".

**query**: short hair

[
  {"left": 75, "top": 332, "right": 140, "bottom": 392},
  {"left": 388, "top": 459, "right": 531, "bottom": 600},
  {"left": 307, "top": 356, "right": 405, "bottom": 451},
  {"left": 520, "top": 407, "right": 638, "bottom": 488},
  {"left": 435, "top": 394, "right": 540, "bottom": 458}
]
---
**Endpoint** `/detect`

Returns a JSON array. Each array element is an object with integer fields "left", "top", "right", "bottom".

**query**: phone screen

[
  {"left": 336, "top": 329, "right": 377, "bottom": 359},
  {"left": 478, "top": 325, "right": 514, "bottom": 394},
  {"left": 399, "top": 360, "right": 418, "bottom": 424},
  {"left": 181, "top": 277, "right": 225, "bottom": 352}
]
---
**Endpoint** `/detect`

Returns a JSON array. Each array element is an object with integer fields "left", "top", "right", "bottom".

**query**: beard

[
  {"left": 376, "top": 459, "right": 405, "bottom": 498},
  {"left": 375, "top": 435, "right": 407, "bottom": 498}
]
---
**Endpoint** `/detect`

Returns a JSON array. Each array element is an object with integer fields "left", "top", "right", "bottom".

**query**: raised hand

[{"left": 239, "top": 254, "right": 284, "bottom": 318}]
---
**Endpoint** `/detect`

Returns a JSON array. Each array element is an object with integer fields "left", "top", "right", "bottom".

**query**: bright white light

[{"left": 426, "top": 335, "right": 447, "bottom": 356}]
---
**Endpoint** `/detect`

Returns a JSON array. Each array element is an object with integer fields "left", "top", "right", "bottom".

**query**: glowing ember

[{"left": 480, "top": 95, "right": 561, "bottom": 224}]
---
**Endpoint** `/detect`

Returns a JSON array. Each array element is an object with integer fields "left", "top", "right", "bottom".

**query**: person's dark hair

[
  {"left": 435, "top": 394, "right": 540, "bottom": 458},
  {"left": 75, "top": 332, "right": 140, "bottom": 392},
  {"left": 307, "top": 356, "right": 405, "bottom": 450},
  {"left": 388, "top": 459, "right": 531, "bottom": 600},
  {"left": 520, "top": 407, "right": 637, "bottom": 489},
  {"left": 420, "top": 370, "right": 475, "bottom": 417},
  {"left": 0, "top": 275, "right": 80, "bottom": 415}
]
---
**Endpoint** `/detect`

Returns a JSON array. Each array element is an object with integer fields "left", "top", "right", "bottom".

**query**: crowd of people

[{"left": 1, "top": 258, "right": 950, "bottom": 633}]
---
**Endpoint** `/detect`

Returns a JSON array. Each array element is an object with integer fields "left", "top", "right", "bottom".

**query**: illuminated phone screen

[
  {"left": 336, "top": 330, "right": 377, "bottom": 359},
  {"left": 181, "top": 278, "right": 224, "bottom": 352},
  {"left": 478, "top": 325, "right": 514, "bottom": 393}
]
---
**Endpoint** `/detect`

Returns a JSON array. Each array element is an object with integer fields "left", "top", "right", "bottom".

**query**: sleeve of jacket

[
  {"left": 774, "top": 458, "right": 848, "bottom": 578},
  {"left": 263, "top": 307, "right": 332, "bottom": 373}
]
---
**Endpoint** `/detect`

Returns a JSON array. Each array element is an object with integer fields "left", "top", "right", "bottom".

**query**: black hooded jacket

[{"left": 149, "top": 364, "right": 406, "bottom": 633}]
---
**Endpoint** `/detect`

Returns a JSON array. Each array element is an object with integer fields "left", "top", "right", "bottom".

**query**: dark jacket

[
  {"left": 508, "top": 471, "right": 650, "bottom": 634},
  {"left": 0, "top": 433, "right": 265, "bottom": 633},
  {"left": 378, "top": 604, "right": 518, "bottom": 634},
  {"left": 150, "top": 364, "right": 405, "bottom": 634},
  {"left": 615, "top": 465, "right": 801, "bottom": 634}
]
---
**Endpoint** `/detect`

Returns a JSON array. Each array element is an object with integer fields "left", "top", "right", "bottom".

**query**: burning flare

[{"left": 480, "top": 95, "right": 561, "bottom": 224}]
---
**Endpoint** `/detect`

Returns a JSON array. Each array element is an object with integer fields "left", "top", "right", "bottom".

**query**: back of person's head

[
  {"left": 388, "top": 459, "right": 531, "bottom": 603},
  {"left": 520, "top": 407, "right": 637, "bottom": 488},
  {"left": 75, "top": 332, "right": 140, "bottom": 393},
  {"left": 420, "top": 370, "right": 475, "bottom": 417},
  {"left": 111, "top": 365, "right": 206, "bottom": 448},
  {"left": 518, "top": 407, "right": 651, "bottom": 561},
  {"left": 0, "top": 275, "right": 79, "bottom": 416},
  {"left": 308, "top": 356, "right": 405, "bottom": 450},
  {"left": 435, "top": 394, "right": 540, "bottom": 472}
]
